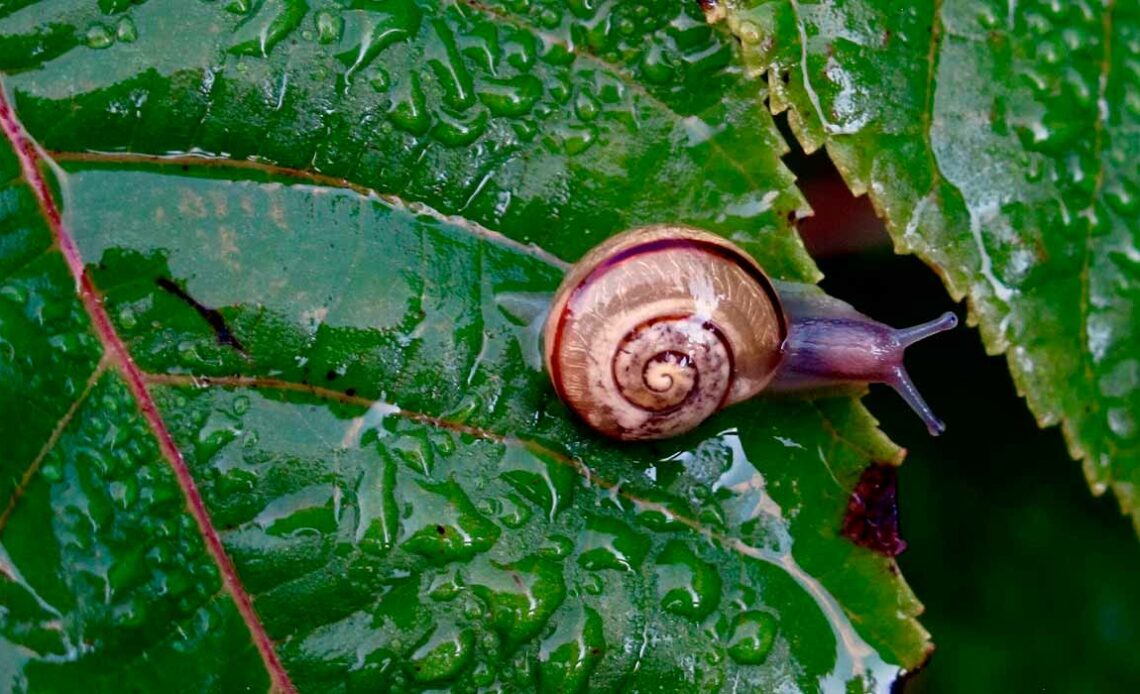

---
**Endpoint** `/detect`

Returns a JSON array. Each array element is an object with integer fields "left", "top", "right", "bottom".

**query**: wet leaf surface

[
  {"left": 0, "top": 1, "right": 930, "bottom": 691},
  {"left": 717, "top": 0, "right": 1140, "bottom": 529}
]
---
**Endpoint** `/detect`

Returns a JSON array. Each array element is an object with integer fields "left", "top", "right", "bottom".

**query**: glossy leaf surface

[
  {"left": 0, "top": 0, "right": 932, "bottom": 690},
  {"left": 717, "top": 0, "right": 1140, "bottom": 527}
]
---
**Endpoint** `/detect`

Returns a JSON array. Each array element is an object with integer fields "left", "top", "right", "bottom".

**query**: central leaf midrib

[{"left": 0, "top": 90, "right": 297, "bottom": 692}]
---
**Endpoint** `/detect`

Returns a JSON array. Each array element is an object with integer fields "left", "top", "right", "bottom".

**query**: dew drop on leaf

[
  {"left": 85, "top": 23, "right": 115, "bottom": 49},
  {"left": 477, "top": 75, "right": 543, "bottom": 118},
  {"left": 115, "top": 17, "right": 137, "bottom": 43},
  {"left": 315, "top": 10, "right": 343, "bottom": 45},
  {"left": 725, "top": 611, "right": 778, "bottom": 665},
  {"left": 655, "top": 540, "right": 722, "bottom": 621}
]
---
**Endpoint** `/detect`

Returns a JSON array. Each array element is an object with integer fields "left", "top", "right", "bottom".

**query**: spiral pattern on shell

[
  {"left": 612, "top": 317, "right": 730, "bottom": 414},
  {"left": 543, "top": 225, "right": 787, "bottom": 440}
]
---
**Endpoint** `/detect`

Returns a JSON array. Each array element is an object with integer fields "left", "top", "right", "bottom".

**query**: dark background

[{"left": 782, "top": 122, "right": 1140, "bottom": 693}]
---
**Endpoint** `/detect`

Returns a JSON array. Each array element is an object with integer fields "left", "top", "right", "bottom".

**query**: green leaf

[
  {"left": 716, "top": 0, "right": 1140, "bottom": 527},
  {"left": 0, "top": 0, "right": 929, "bottom": 690}
]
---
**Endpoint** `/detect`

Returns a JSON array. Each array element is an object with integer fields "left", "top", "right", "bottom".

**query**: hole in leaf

[{"left": 773, "top": 111, "right": 890, "bottom": 258}]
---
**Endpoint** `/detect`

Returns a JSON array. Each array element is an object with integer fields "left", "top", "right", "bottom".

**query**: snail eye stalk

[{"left": 772, "top": 307, "right": 958, "bottom": 436}]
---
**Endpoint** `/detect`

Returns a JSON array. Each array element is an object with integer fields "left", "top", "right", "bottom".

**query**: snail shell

[
  {"left": 543, "top": 225, "right": 786, "bottom": 440},
  {"left": 543, "top": 225, "right": 959, "bottom": 440}
]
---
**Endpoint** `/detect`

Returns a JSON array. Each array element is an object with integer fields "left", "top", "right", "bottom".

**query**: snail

[{"left": 543, "top": 224, "right": 957, "bottom": 441}]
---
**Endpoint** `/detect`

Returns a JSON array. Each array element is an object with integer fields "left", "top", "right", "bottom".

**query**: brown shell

[{"left": 543, "top": 225, "right": 787, "bottom": 440}]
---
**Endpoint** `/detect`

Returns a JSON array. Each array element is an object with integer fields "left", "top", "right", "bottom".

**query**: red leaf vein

[{"left": 0, "top": 86, "right": 295, "bottom": 694}]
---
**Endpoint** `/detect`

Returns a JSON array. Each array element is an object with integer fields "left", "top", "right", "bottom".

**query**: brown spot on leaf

[{"left": 841, "top": 464, "right": 906, "bottom": 557}]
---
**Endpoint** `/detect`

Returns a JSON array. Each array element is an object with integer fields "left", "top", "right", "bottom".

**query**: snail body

[{"left": 543, "top": 225, "right": 956, "bottom": 441}]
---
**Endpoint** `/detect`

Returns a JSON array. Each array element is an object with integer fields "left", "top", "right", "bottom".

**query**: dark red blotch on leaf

[{"left": 842, "top": 463, "right": 907, "bottom": 557}]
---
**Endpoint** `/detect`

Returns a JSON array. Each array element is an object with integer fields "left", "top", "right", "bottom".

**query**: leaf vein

[
  {"left": 47, "top": 149, "right": 570, "bottom": 271},
  {"left": 0, "top": 87, "right": 297, "bottom": 694},
  {"left": 140, "top": 369, "right": 889, "bottom": 679},
  {"left": 0, "top": 355, "right": 108, "bottom": 534}
]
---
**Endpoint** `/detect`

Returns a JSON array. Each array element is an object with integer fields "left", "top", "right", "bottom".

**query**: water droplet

[
  {"left": 118, "top": 306, "right": 137, "bottom": 329},
  {"left": 499, "top": 443, "right": 575, "bottom": 521},
  {"left": 1099, "top": 359, "right": 1139, "bottom": 398},
  {"left": 512, "top": 120, "right": 539, "bottom": 141},
  {"left": 1105, "top": 178, "right": 1140, "bottom": 215},
  {"left": 254, "top": 485, "right": 337, "bottom": 537},
  {"left": 554, "top": 123, "right": 598, "bottom": 155},
  {"left": 1108, "top": 407, "right": 1137, "bottom": 440},
  {"left": 431, "top": 432, "right": 456, "bottom": 456},
  {"left": 428, "top": 572, "right": 462, "bottom": 602},
  {"left": 471, "top": 661, "right": 495, "bottom": 686},
  {"left": 400, "top": 479, "right": 500, "bottom": 564},
  {"left": 462, "top": 594, "right": 486, "bottom": 620},
  {"left": 0, "top": 284, "right": 27, "bottom": 304},
  {"left": 547, "top": 76, "right": 571, "bottom": 104},
  {"left": 538, "top": 605, "right": 605, "bottom": 691},
  {"left": 654, "top": 540, "right": 722, "bottom": 621},
  {"left": 469, "top": 556, "right": 566, "bottom": 649},
  {"left": 538, "top": 7, "right": 562, "bottom": 28},
  {"left": 409, "top": 622, "right": 475, "bottom": 683},
  {"left": 426, "top": 19, "right": 475, "bottom": 109},
  {"left": 564, "top": 0, "right": 595, "bottom": 20},
  {"left": 98, "top": 0, "right": 130, "bottom": 14},
  {"left": 41, "top": 459, "right": 63, "bottom": 483},
  {"left": 497, "top": 493, "right": 533, "bottom": 528},
  {"left": 433, "top": 108, "right": 489, "bottom": 147},
  {"left": 195, "top": 428, "right": 238, "bottom": 466},
  {"left": 502, "top": 31, "right": 538, "bottom": 71},
  {"left": 478, "top": 75, "right": 543, "bottom": 117},
  {"left": 631, "top": 492, "right": 687, "bottom": 532},
  {"left": 108, "top": 477, "right": 139, "bottom": 511},
  {"left": 574, "top": 90, "right": 600, "bottom": 121},
  {"left": 338, "top": 0, "right": 422, "bottom": 78},
  {"left": 388, "top": 73, "right": 430, "bottom": 135},
  {"left": 357, "top": 455, "right": 398, "bottom": 555},
  {"left": 370, "top": 68, "right": 391, "bottom": 92},
  {"left": 231, "top": 395, "right": 250, "bottom": 416},
  {"left": 577, "top": 515, "right": 650, "bottom": 571},
  {"left": 725, "top": 611, "right": 778, "bottom": 664},
  {"left": 227, "top": 0, "right": 253, "bottom": 14},
  {"left": 316, "top": 10, "right": 343, "bottom": 44},
  {"left": 479, "top": 630, "right": 500, "bottom": 654},
  {"left": 85, "top": 23, "right": 115, "bottom": 49},
  {"left": 538, "top": 534, "right": 574, "bottom": 560},
  {"left": 116, "top": 17, "right": 138, "bottom": 43},
  {"left": 226, "top": 0, "right": 310, "bottom": 57},
  {"left": 111, "top": 597, "right": 148, "bottom": 628},
  {"left": 392, "top": 432, "right": 434, "bottom": 475},
  {"left": 445, "top": 394, "right": 480, "bottom": 423},
  {"left": 579, "top": 572, "right": 603, "bottom": 595}
]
